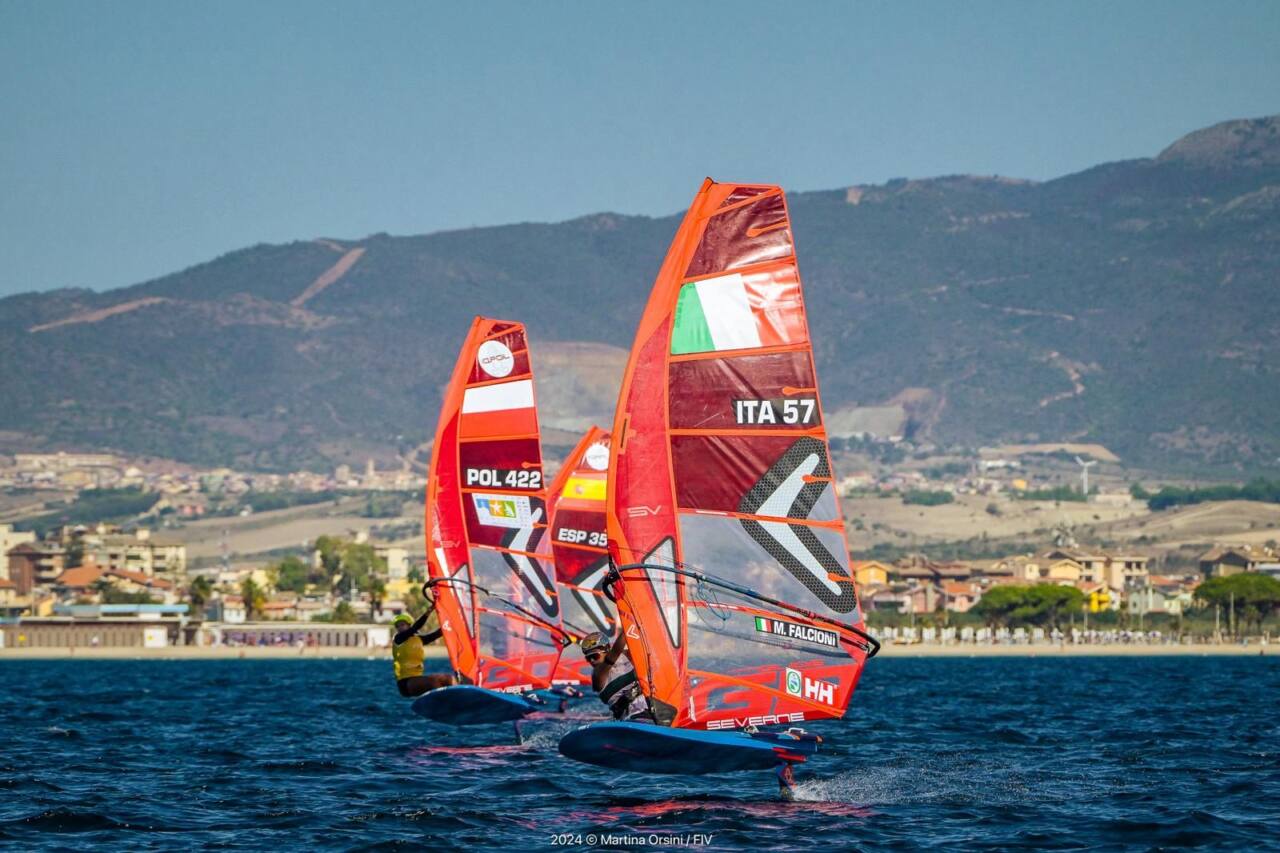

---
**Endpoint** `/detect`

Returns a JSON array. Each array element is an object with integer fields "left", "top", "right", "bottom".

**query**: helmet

[
  {"left": 579, "top": 632, "right": 609, "bottom": 656},
  {"left": 392, "top": 613, "right": 413, "bottom": 627}
]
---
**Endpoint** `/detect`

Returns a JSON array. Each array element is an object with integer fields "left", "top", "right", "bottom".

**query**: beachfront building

[
  {"left": 1036, "top": 554, "right": 1084, "bottom": 584},
  {"left": 0, "top": 525, "right": 36, "bottom": 579},
  {"left": 1127, "top": 582, "right": 1186, "bottom": 617},
  {"left": 6, "top": 542, "right": 66, "bottom": 595},
  {"left": 1041, "top": 548, "right": 1150, "bottom": 591},
  {"left": 0, "top": 603, "right": 191, "bottom": 649},
  {"left": 49, "top": 563, "right": 177, "bottom": 604},
  {"left": 942, "top": 581, "right": 983, "bottom": 613},
  {"left": 851, "top": 560, "right": 891, "bottom": 587},
  {"left": 205, "top": 594, "right": 247, "bottom": 624},
  {"left": 201, "top": 621, "right": 392, "bottom": 649},
  {"left": 984, "top": 555, "right": 1041, "bottom": 583},
  {"left": 0, "top": 579, "right": 26, "bottom": 620},
  {"left": 1076, "top": 582, "right": 1116, "bottom": 613},
  {"left": 376, "top": 545, "right": 409, "bottom": 580},
  {"left": 1198, "top": 545, "right": 1277, "bottom": 577},
  {"left": 78, "top": 527, "right": 187, "bottom": 578},
  {"left": 1135, "top": 575, "right": 1199, "bottom": 615}
]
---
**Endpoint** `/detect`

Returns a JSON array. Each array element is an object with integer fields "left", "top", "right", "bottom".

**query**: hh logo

[
  {"left": 626, "top": 505, "right": 662, "bottom": 518},
  {"left": 785, "top": 666, "right": 836, "bottom": 705}
]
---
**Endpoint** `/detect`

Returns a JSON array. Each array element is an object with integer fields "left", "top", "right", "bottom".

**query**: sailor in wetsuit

[
  {"left": 580, "top": 631, "right": 653, "bottom": 722},
  {"left": 392, "top": 609, "right": 456, "bottom": 698}
]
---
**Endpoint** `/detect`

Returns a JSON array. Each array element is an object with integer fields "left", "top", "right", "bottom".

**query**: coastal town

[{"left": 2, "top": 446, "right": 1277, "bottom": 655}]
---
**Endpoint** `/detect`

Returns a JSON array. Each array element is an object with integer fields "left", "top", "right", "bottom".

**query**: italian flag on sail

[{"left": 670, "top": 272, "right": 806, "bottom": 355}]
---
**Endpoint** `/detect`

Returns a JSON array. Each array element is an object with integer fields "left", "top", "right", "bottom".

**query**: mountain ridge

[{"left": 3, "top": 115, "right": 1278, "bottom": 475}]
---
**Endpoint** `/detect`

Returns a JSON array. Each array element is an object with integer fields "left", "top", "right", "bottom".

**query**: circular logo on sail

[
  {"left": 477, "top": 340, "right": 514, "bottom": 378},
  {"left": 584, "top": 442, "right": 609, "bottom": 471},
  {"left": 785, "top": 668, "right": 802, "bottom": 696}
]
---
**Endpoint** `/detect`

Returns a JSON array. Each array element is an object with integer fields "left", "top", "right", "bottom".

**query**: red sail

[
  {"left": 424, "top": 316, "right": 568, "bottom": 692},
  {"left": 546, "top": 426, "right": 615, "bottom": 684},
  {"left": 606, "top": 181, "right": 871, "bottom": 730}
]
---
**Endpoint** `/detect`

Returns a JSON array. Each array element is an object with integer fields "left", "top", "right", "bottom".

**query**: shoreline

[
  {"left": 0, "top": 644, "right": 1269, "bottom": 660},
  {"left": 874, "top": 642, "right": 1271, "bottom": 657},
  {"left": 0, "top": 646, "right": 447, "bottom": 660}
]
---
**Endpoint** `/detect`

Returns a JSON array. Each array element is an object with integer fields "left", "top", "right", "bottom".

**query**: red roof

[
  {"left": 55, "top": 565, "right": 104, "bottom": 588},
  {"left": 106, "top": 569, "right": 172, "bottom": 590}
]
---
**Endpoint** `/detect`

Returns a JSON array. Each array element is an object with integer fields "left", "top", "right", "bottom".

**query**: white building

[{"left": 0, "top": 524, "right": 36, "bottom": 580}]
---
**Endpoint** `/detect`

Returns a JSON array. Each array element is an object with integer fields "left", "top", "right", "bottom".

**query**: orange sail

[
  {"left": 606, "top": 181, "right": 876, "bottom": 729},
  {"left": 425, "top": 316, "right": 569, "bottom": 692},
  {"left": 546, "top": 426, "right": 615, "bottom": 683}
]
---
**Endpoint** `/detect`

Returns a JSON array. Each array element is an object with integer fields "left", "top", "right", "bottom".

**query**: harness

[{"left": 598, "top": 656, "right": 645, "bottom": 720}]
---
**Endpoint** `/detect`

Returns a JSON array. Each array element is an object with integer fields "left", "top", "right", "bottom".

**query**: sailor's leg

[{"left": 776, "top": 762, "right": 797, "bottom": 802}]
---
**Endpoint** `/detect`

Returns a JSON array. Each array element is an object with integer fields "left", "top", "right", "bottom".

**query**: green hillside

[{"left": 2, "top": 115, "right": 1278, "bottom": 474}]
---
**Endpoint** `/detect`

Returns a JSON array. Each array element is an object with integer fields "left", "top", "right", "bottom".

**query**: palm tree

[
  {"left": 188, "top": 575, "right": 213, "bottom": 618},
  {"left": 240, "top": 578, "right": 266, "bottom": 621},
  {"left": 368, "top": 578, "right": 386, "bottom": 619}
]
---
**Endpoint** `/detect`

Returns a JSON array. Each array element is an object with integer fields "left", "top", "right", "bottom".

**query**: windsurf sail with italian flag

[
  {"left": 605, "top": 180, "right": 879, "bottom": 730},
  {"left": 546, "top": 426, "right": 615, "bottom": 684},
  {"left": 424, "top": 316, "right": 572, "bottom": 693}
]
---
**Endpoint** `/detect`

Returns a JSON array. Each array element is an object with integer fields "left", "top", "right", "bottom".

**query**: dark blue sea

[{"left": 2, "top": 656, "right": 1278, "bottom": 851}]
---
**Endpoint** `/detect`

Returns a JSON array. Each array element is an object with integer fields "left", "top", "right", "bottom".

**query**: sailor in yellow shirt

[{"left": 392, "top": 609, "right": 455, "bottom": 698}]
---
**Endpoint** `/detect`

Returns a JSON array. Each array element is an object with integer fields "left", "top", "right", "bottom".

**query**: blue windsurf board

[
  {"left": 411, "top": 685, "right": 541, "bottom": 725},
  {"left": 558, "top": 721, "right": 820, "bottom": 774}
]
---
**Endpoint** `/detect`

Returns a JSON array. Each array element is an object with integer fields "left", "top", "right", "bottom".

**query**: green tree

[
  {"left": 1195, "top": 573, "right": 1280, "bottom": 636},
  {"left": 973, "top": 585, "right": 1026, "bottom": 628},
  {"left": 314, "top": 535, "right": 344, "bottom": 580},
  {"left": 368, "top": 577, "right": 386, "bottom": 618},
  {"left": 974, "top": 584, "right": 1084, "bottom": 630},
  {"left": 240, "top": 578, "right": 266, "bottom": 620},
  {"left": 903, "top": 490, "right": 955, "bottom": 506},
  {"left": 331, "top": 600, "right": 358, "bottom": 623},
  {"left": 188, "top": 575, "right": 213, "bottom": 617},
  {"left": 334, "top": 542, "right": 387, "bottom": 595},
  {"left": 270, "top": 555, "right": 311, "bottom": 593}
]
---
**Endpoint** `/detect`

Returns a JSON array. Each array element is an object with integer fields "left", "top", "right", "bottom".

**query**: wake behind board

[
  {"left": 412, "top": 685, "right": 540, "bottom": 725},
  {"left": 558, "top": 722, "right": 820, "bottom": 775}
]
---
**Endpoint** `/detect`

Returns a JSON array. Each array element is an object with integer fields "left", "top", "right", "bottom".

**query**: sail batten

[{"left": 607, "top": 181, "right": 871, "bottom": 731}]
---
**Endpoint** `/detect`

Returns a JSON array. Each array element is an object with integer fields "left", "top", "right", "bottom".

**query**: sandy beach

[{"left": 0, "top": 643, "right": 1269, "bottom": 660}]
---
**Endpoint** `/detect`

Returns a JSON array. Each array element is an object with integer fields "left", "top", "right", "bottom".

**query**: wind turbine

[{"left": 1074, "top": 456, "right": 1096, "bottom": 500}]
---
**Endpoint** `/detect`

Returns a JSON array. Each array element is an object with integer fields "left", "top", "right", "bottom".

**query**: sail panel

[
  {"left": 685, "top": 191, "right": 793, "bottom": 279},
  {"left": 669, "top": 435, "right": 839, "bottom": 522},
  {"left": 668, "top": 351, "right": 819, "bottom": 431},
  {"left": 670, "top": 266, "right": 807, "bottom": 356}
]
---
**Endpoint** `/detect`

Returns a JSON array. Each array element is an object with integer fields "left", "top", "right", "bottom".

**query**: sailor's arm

[
  {"left": 604, "top": 630, "right": 628, "bottom": 666},
  {"left": 394, "top": 611, "right": 431, "bottom": 645},
  {"left": 418, "top": 627, "right": 443, "bottom": 644}
]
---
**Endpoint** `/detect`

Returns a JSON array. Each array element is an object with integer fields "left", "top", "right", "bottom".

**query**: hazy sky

[{"left": 1, "top": 0, "right": 1277, "bottom": 297}]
